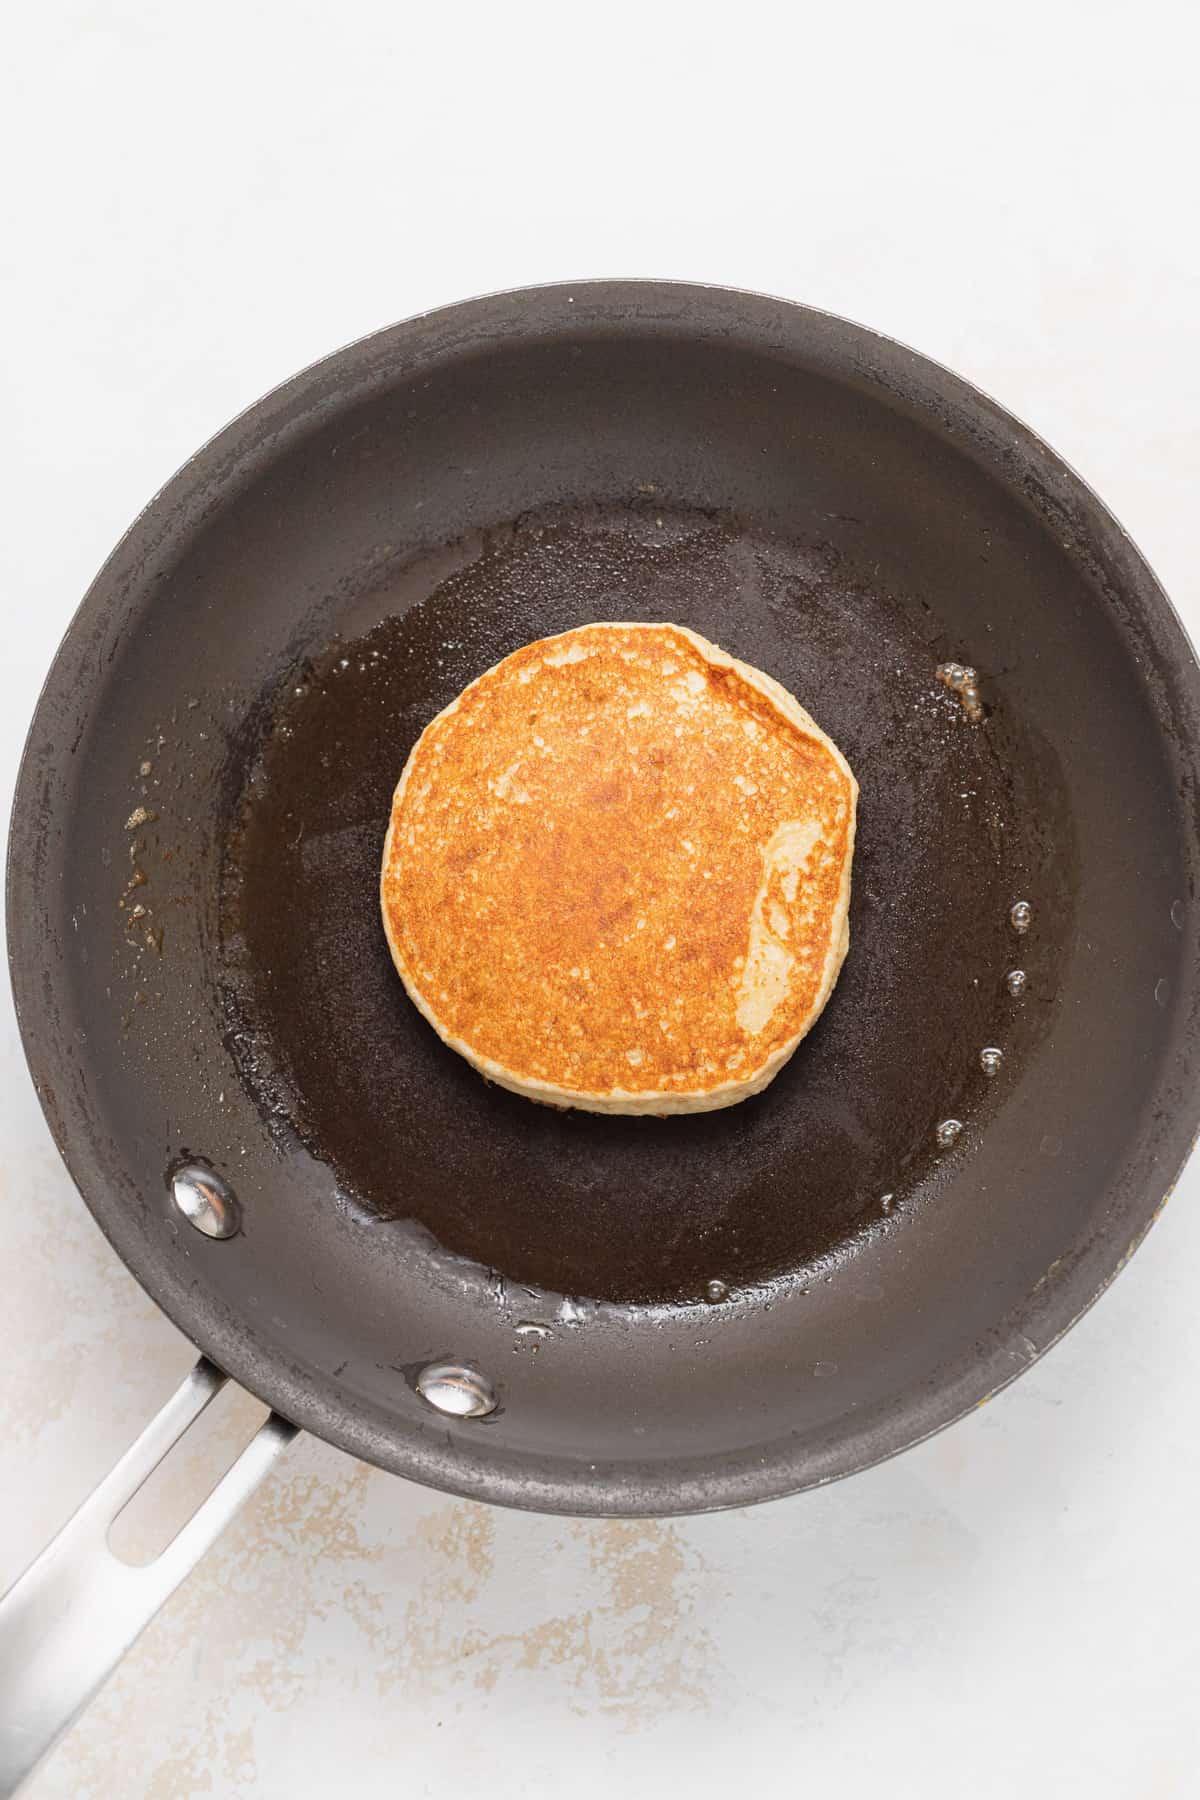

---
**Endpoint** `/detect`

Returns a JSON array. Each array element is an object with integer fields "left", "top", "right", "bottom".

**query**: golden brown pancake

[{"left": 381, "top": 623, "right": 857, "bottom": 1114}]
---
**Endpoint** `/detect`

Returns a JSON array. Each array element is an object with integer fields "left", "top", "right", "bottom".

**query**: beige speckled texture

[{"left": 381, "top": 623, "right": 856, "bottom": 1114}]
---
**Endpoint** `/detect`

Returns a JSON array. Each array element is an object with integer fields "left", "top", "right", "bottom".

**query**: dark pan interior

[
  {"left": 220, "top": 504, "right": 1072, "bottom": 1304},
  {"left": 9, "top": 284, "right": 1200, "bottom": 1514}
]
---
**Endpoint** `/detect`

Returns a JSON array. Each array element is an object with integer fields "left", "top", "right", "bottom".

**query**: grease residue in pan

[{"left": 219, "top": 505, "right": 1072, "bottom": 1304}]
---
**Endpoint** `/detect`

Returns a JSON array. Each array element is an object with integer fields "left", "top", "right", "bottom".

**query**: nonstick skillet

[{"left": 4, "top": 281, "right": 1200, "bottom": 1789}]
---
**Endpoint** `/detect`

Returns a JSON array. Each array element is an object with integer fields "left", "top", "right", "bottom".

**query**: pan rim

[{"left": 8, "top": 277, "right": 1200, "bottom": 1516}]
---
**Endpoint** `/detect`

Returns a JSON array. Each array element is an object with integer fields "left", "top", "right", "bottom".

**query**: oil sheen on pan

[
  {"left": 380, "top": 623, "right": 857, "bottom": 1115},
  {"left": 220, "top": 505, "right": 1071, "bottom": 1303}
]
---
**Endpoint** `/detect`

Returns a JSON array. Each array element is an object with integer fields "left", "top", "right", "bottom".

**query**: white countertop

[{"left": 3, "top": 4, "right": 1198, "bottom": 1794}]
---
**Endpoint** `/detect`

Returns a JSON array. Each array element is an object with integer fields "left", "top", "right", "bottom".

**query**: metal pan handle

[{"left": 0, "top": 1357, "right": 297, "bottom": 1796}]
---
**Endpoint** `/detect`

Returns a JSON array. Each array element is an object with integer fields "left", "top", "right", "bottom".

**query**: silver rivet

[
  {"left": 705, "top": 1278, "right": 729, "bottom": 1304},
  {"left": 169, "top": 1162, "right": 240, "bottom": 1239},
  {"left": 936, "top": 1118, "right": 963, "bottom": 1150},
  {"left": 1010, "top": 900, "right": 1032, "bottom": 934},
  {"left": 415, "top": 1362, "right": 497, "bottom": 1419},
  {"left": 979, "top": 1046, "right": 1004, "bottom": 1077},
  {"left": 1005, "top": 968, "right": 1027, "bottom": 997}
]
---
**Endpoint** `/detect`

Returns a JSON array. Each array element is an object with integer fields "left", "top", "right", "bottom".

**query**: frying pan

[{"left": 4, "top": 281, "right": 1199, "bottom": 1789}]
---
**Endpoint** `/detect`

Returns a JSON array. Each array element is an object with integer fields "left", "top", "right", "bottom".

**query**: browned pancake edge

[{"left": 380, "top": 622, "right": 857, "bottom": 1114}]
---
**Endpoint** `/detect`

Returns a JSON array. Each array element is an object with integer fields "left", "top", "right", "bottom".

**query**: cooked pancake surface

[{"left": 380, "top": 623, "right": 857, "bottom": 1113}]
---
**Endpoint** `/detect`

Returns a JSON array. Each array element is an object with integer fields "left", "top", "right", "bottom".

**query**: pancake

[{"left": 380, "top": 622, "right": 857, "bottom": 1114}]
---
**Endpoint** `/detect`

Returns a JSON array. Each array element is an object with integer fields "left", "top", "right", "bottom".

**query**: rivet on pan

[
  {"left": 1005, "top": 968, "right": 1027, "bottom": 997},
  {"left": 1009, "top": 900, "right": 1032, "bottom": 934},
  {"left": 979, "top": 1047, "right": 1004, "bottom": 1078},
  {"left": 169, "top": 1162, "right": 241, "bottom": 1239},
  {"left": 936, "top": 1118, "right": 963, "bottom": 1150},
  {"left": 704, "top": 1279, "right": 729, "bottom": 1304},
  {"left": 415, "top": 1362, "right": 497, "bottom": 1419}
]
